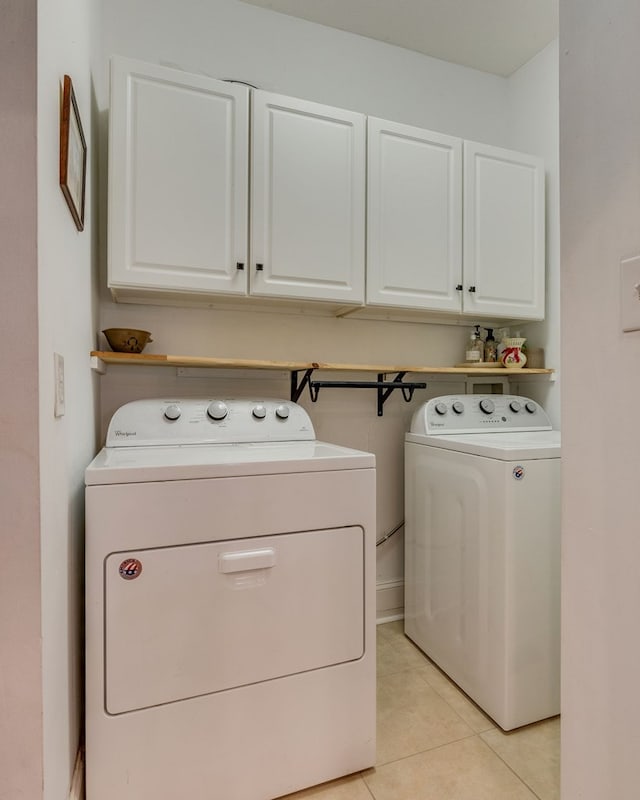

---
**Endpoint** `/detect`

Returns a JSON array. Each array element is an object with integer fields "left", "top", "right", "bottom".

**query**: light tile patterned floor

[{"left": 280, "top": 620, "right": 560, "bottom": 800}]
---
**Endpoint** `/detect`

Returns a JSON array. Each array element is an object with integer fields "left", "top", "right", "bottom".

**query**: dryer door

[{"left": 104, "top": 526, "right": 364, "bottom": 714}]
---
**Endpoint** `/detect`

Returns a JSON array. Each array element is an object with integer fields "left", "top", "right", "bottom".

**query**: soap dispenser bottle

[
  {"left": 483, "top": 328, "right": 497, "bottom": 363},
  {"left": 465, "top": 325, "right": 484, "bottom": 363}
]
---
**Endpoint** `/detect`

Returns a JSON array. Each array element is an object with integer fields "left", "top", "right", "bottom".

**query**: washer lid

[
  {"left": 405, "top": 429, "right": 561, "bottom": 460},
  {"left": 85, "top": 440, "right": 375, "bottom": 485}
]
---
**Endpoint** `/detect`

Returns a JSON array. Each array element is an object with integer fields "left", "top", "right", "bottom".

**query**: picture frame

[{"left": 59, "top": 74, "right": 87, "bottom": 231}]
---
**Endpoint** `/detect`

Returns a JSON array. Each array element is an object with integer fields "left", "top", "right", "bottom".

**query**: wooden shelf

[
  {"left": 90, "top": 351, "right": 554, "bottom": 377},
  {"left": 90, "top": 351, "right": 554, "bottom": 416}
]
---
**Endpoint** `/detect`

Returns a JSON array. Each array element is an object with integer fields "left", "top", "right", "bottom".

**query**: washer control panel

[
  {"left": 410, "top": 395, "right": 553, "bottom": 435},
  {"left": 106, "top": 398, "right": 316, "bottom": 447}
]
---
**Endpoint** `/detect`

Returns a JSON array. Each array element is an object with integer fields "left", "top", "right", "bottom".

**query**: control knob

[
  {"left": 509, "top": 400, "right": 522, "bottom": 413},
  {"left": 479, "top": 398, "right": 495, "bottom": 415},
  {"left": 207, "top": 400, "right": 228, "bottom": 421},
  {"left": 275, "top": 404, "right": 290, "bottom": 420},
  {"left": 525, "top": 401, "right": 537, "bottom": 414},
  {"left": 434, "top": 402, "right": 447, "bottom": 416},
  {"left": 164, "top": 404, "right": 181, "bottom": 421},
  {"left": 252, "top": 404, "right": 267, "bottom": 419},
  {"left": 452, "top": 401, "right": 464, "bottom": 415}
]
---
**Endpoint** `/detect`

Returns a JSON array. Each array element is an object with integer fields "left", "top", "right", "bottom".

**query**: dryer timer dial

[
  {"left": 207, "top": 401, "right": 228, "bottom": 421},
  {"left": 164, "top": 404, "right": 181, "bottom": 421}
]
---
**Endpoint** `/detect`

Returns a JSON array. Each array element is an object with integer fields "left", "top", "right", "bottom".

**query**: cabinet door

[
  {"left": 463, "top": 141, "right": 545, "bottom": 320},
  {"left": 251, "top": 92, "right": 365, "bottom": 304},
  {"left": 108, "top": 57, "right": 249, "bottom": 296},
  {"left": 367, "top": 118, "right": 463, "bottom": 311}
]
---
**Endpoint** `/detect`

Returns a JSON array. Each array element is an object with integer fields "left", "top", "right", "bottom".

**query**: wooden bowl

[{"left": 102, "top": 328, "right": 153, "bottom": 354}]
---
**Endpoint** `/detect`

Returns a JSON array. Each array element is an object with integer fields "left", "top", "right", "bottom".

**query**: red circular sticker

[{"left": 119, "top": 558, "right": 142, "bottom": 580}]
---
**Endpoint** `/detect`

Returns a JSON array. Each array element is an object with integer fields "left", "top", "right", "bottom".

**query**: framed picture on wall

[{"left": 59, "top": 74, "right": 87, "bottom": 231}]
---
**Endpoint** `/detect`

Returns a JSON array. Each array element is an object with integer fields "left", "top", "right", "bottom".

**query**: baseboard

[
  {"left": 377, "top": 611, "right": 404, "bottom": 624},
  {"left": 376, "top": 578, "right": 404, "bottom": 623},
  {"left": 69, "top": 745, "right": 84, "bottom": 800}
]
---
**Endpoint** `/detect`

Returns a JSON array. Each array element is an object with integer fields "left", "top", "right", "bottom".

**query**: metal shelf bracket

[{"left": 290, "top": 369, "right": 426, "bottom": 417}]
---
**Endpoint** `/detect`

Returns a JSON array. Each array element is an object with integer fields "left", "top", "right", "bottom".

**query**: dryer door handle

[{"left": 219, "top": 548, "right": 276, "bottom": 573}]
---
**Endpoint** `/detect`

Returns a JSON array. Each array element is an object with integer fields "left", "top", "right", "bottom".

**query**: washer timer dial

[
  {"left": 207, "top": 401, "right": 228, "bottom": 421},
  {"left": 479, "top": 398, "right": 495, "bottom": 415}
]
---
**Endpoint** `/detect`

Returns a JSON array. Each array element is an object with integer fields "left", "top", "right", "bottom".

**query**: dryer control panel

[
  {"left": 106, "top": 398, "right": 316, "bottom": 447},
  {"left": 411, "top": 395, "right": 553, "bottom": 435}
]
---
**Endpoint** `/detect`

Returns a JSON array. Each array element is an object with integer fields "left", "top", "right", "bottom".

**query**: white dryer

[
  {"left": 404, "top": 394, "right": 560, "bottom": 731},
  {"left": 85, "top": 397, "right": 376, "bottom": 800}
]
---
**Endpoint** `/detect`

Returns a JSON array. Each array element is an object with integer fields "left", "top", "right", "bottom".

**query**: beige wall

[
  {"left": 37, "top": 0, "right": 102, "bottom": 795},
  {"left": 0, "top": 2, "right": 44, "bottom": 798},
  {"left": 509, "top": 40, "right": 561, "bottom": 427},
  {"left": 1, "top": 0, "right": 102, "bottom": 798},
  {"left": 561, "top": 2, "right": 640, "bottom": 796}
]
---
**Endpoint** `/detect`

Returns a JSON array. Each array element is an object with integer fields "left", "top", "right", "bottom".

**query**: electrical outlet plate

[
  {"left": 54, "top": 352, "right": 65, "bottom": 417},
  {"left": 621, "top": 255, "right": 640, "bottom": 332}
]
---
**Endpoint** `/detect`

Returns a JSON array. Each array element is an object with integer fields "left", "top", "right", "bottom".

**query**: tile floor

[{"left": 281, "top": 620, "right": 560, "bottom": 800}]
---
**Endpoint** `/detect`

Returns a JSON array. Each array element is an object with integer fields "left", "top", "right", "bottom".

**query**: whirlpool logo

[
  {"left": 513, "top": 465, "right": 525, "bottom": 480},
  {"left": 119, "top": 559, "right": 142, "bottom": 580},
  {"left": 114, "top": 429, "right": 137, "bottom": 438}
]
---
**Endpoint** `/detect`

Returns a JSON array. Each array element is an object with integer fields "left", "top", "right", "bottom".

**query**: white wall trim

[{"left": 376, "top": 578, "right": 404, "bottom": 623}]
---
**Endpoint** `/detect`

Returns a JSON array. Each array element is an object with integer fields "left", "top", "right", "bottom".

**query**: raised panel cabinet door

[
  {"left": 108, "top": 57, "right": 249, "bottom": 297},
  {"left": 367, "top": 118, "right": 463, "bottom": 311},
  {"left": 463, "top": 141, "right": 545, "bottom": 320},
  {"left": 251, "top": 91, "right": 365, "bottom": 304}
]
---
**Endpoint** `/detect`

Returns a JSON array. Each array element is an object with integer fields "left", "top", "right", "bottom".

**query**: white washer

[
  {"left": 404, "top": 394, "right": 560, "bottom": 731},
  {"left": 85, "top": 397, "right": 376, "bottom": 800}
]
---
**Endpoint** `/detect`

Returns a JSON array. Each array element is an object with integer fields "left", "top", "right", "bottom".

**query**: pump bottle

[
  {"left": 483, "top": 328, "right": 497, "bottom": 362},
  {"left": 465, "top": 325, "right": 484, "bottom": 362}
]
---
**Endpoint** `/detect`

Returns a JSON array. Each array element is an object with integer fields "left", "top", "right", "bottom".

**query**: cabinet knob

[
  {"left": 455, "top": 284, "right": 463, "bottom": 291},
  {"left": 468, "top": 286, "right": 476, "bottom": 293},
  {"left": 255, "top": 263, "right": 264, "bottom": 271},
  {"left": 236, "top": 262, "right": 245, "bottom": 271}
]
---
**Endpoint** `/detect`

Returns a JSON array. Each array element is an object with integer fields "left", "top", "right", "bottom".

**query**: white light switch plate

[{"left": 54, "top": 352, "right": 65, "bottom": 417}]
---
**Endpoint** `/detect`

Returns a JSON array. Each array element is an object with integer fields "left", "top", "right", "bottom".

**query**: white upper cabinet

[
  {"left": 366, "top": 121, "right": 545, "bottom": 321},
  {"left": 366, "top": 117, "right": 462, "bottom": 312},
  {"left": 251, "top": 92, "right": 366, "bottom": 304},
  {"left": 108, "top": 57, "right": 249, "bottom": 298},
  {"left": 463, "top": 141, "right": 545, "bottom": 320},
  {"left": 107, "top": 57, "right": 544, "bottom": 321}
]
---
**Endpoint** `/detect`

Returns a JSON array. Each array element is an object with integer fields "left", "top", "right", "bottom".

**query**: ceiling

[{"left": 239, "top": 0, "right": 558, "bottom": 77}]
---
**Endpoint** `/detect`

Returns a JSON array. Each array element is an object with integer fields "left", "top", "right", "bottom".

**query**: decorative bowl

[{"left": 102, "top": 328, "right": 153, "bottom": 354}]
